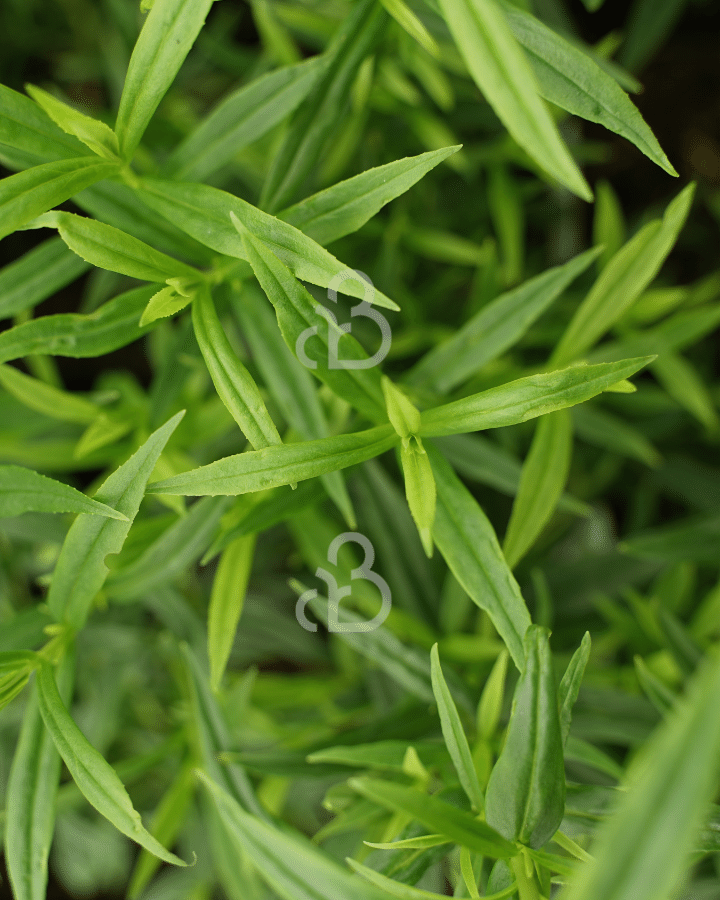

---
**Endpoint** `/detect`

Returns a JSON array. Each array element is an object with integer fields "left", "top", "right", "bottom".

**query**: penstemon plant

[{"left": 1, "top": 0, "right": 719, "bottom": 898}]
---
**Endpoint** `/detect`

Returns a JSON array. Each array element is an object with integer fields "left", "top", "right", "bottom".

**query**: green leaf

[
  {"left": 147, "top": 425, "right": 398, "bottom": 496},
  {"left": 0, "top": 83, "right": 89, "bottom": 169},
  {"left": 165, "top": 57, "right": 326, "bottom": 181},
  {"left": 503, "top": 408, "right": 573, "bottom": 568},
  {"left": 477, "top": 649, "right": 510, "bottom": 741},
  {"left": 104, "top": 496, "right": 230, "bottom": 602},
  {"left": 238, "top": 223, "right": 388, "bottom": 422},
  {"left": 593, "top": 180, "right": 626, "bottom": 270},
  {"left": 620, "top": 512, "right": 720, "bottom": 565},
  {"left": 25, "top": 85, "right": 120, "bottom": 160},
  {"left": 46, "top": 411, "right": 184, "bottom": 627},
  {"left": 4, "top": 649, "right": 74, "bottom": 900},
  {"left": 558, "top": 647, "right": 720, "bottom": 900},
  {"left": 181, "top": 644, "right": 265, "bottom": 819},
  {"left": 419, "top": 357, "right": 655, "bottom": 438},
  {"left": 208, "top": 534, "right": 256, "bottom": 691},
  {"left": 620, "top": 0, "right": 688, "bottom": 72},
  {"left": 192, "top": 286, "right": 282, "bottom": 449},
  {"left": 551, "top": 184, "right": 695, "bottom": 366},
  {"left": 139, "top": 285, "right": 192, "bottom": 326},
  {"left": 349, "top": 777, "right": 517, "bottom": 857},
  {"left": 0, "top": 285, "right": 156, "bottom": 364},
  {"left": 572, "top": 404, "right": 662, "bottom": 468},
  {"left": 0, "top": 651, "right": 41, "bottom": 712},
  {"left": 44, "top": 210, "right": 201, "bottom": 283},
  {"left": 348, "top": 858, "right": 518, "bottom": 900},
  {"left": 0, "top": 158, "right": 118, "bottom": 241},
  {"left": 400, "top": 438, "right": 437, "bottom": 558},
  {"left": 381, "top": 0, "right": 440, "bottom": 56},
  {"left": 499, "top": 2, "right": 677, "bottom": 176},
  {"left": 383, "top": 377, "right": 422, "bottom": 439},
  {"left": 407, "top": 248, "right": 602, "bottom": 393},
  {"left": 0, "top": 466, "right": 127, "bottom": 520},
  {"left": 426, "top": 443, "right": 531, "bottom": 671},
  {"left": 114, "top": 0, "right": 217, "bottom": 160},
  {"left": 133, "top": 177, "right": 399, "bottom": 310},
  {"left": 0, "top": 237, "right": 89, "bottom": 320},
  {"left": 436, "top": 0, "right": 591, "bottom": 200},
  {"left": 307, "top": 741, "right": 445, "bottom": 772},
  {"left": 485, "top": 625, "right": 565, "bottom": 849},
  {"left": 259, "top": 0, "right": 387, "bottom": 213},
  {"left": 36, "top": 660, "right": 187, "bottom": 867},
  {"left": 279, "top": 147, "right": 460, "bottom": 247},
  {"left": 0, "top": 363, "right": 98, "bottom": 424},
  {"left": 196, "top": 769, "right": 391, "bottom": 900},
  {"left": 233, "top": 284, "right": 354, "bottom": 526},
  {"left": 558, "top": 632, "right": 591, "bottom": 745},
  {"left": 651, "top": 351, "right": 719, "bottom": 430},
  {"left": 430, "top": 644, "right": 484, "bottom": 811}
]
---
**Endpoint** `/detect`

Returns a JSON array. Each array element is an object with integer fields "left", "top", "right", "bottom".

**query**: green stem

[{"left": 510, "top": 852, "right": 541, "bottom": 900}]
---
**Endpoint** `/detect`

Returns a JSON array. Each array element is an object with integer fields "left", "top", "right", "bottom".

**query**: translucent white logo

[
  {"left": 295, "top": 532, "right": 391, "bottom": 633},
  {"left": 295, "top": 270, "right": 391, "bottom": 370}
]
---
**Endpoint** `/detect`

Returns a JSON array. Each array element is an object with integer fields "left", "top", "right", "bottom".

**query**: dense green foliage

[{"left": 1, "top": 1, "right": 720, "bottom": 898}]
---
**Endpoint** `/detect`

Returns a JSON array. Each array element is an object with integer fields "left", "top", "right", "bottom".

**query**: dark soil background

[{"left": 1, "top": 0, "right": 720, "bottom": 897}]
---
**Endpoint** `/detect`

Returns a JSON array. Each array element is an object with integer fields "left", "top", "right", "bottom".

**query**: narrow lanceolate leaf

[
  {"left": 260, "top": 0, "right": 388, "bottom": 213},
  {"left": 114, "top": 0, "right": 216, "bottom": 160},
  {"left": 0, "top": 466, "right": 126, "bottom": 520},
  {"left": 400, "top": 438, "right": 436, "bottom": 558},
  {"left": 147, "top": 426, "right": 398, "bottom": 496},
  {"left": 427, "top": 444, "right": 531, "bottom": 670},
  {"left": 558, "top": 632, "right": 592, "bottom": 746},
  {"left": 208, "top": 534, "right": 256, "bottom": 691},
  {"left": 0, "top": 158, "right": 118, "bottom": 241},
  {"left": 436, "top": 0, "right": 591, "bottom": 200},
  {"left": 0, "top": 285, "right": 156, "bottom": 364},
  {"left": 105, "top": 496, "right": 230, "bottom": 602},
  {"left": 0, "top": 237, "right": 89, "bottom": 320},
  {"left": 36, "top": 661, "right": 186, "bottom": 867},
  {"left": 503, "top": 408, "right": 572, "bottom": 568},
  {"left": 193, "top": 287, "right": 281, "bottom": 449},
  {"left": 551, "top": 184, "right": 695, "bottom": 366},
  {"left": 239, "top": 224, "right": 388, "bottom": 423},
  {"left": 46, "top": 411, "right": 184, "bottom": 627},
  {"left": 134, "top": 178, "right": 399, "bottom": 310},
  {"left": 139, "top": 285, "right": 192, "bottom": 326},
  {"left": 45, "top": 211, "right": 201, "bottom": 283},
  {"left": 181, "top": 647, "right": 264, "bottom": 822},
  {"left": 0, "top": 83, "right": 89, "bottom": 169},
  {"left": 430, "top": 644, "right": 484, "bottom": 811},
  {"left": 25, "top": 85, "right": 120, "bottom": 160},
  {"left": 419, "top": 357, "right": 654, "bottom": 438},
  {"left": 558, "top": 648, "right": 720, "bottom": 900},
  {"left": 197, "top": 769, "right": 391, "bottom": 900},
  {"left": 5, "top": 649, "right": 74, "bottom": 900},
  {"left": 234, "top": 285, "right": 355, "bottom": 527},
  {"left": 381, "top": 0, "right": 440, "bottom": 56},
  {"left": 349, "top": 777, "right": 516, "bottom": 857},
  {"left": 499, "top": 3, "right": 676, "bottom": 176},
  {"left": 0, "top": 364, "right": 98, "bottom": 424},
  {"left": 165, "top": 56, "right": 326, "bottom": 181},
  {"left": 485, "top": 625, "right": 565, "bottom": 849},
  {"left": 279, "top": 146, "right": 460, "bottom": 246},
  {"left": 408, "top": 247, "right": 602, "bottom": 394},
  {"left": 652, "top": 350, "right": 719, "bottom": 430}
]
